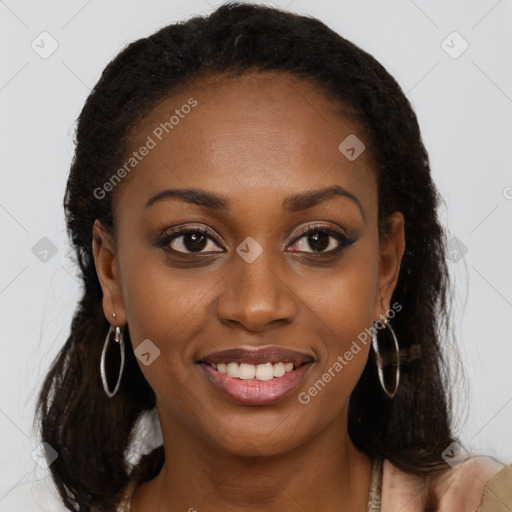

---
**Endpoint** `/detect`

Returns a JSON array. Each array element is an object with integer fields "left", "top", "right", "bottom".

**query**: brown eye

[
  {"left": 288, "top": 224, "right": 355, "bottom": 254},
  {"left": 157, "top": 227, "right": 224, "bottom": 254}
]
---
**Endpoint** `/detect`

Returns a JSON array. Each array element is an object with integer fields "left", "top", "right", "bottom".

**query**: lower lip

[{"left": 199, "top": 362, "right": 314, "bottom": 406}]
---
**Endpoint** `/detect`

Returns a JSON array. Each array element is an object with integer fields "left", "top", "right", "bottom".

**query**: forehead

[{"left": 112, "top": 70, "right": 376, "bottom": 221}]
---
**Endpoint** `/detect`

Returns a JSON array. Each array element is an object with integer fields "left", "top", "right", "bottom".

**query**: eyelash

[
  {"left": 291, "top": 223, "right": 356, "bottom": 254},
  {"left": 155, "top": 223, "right": 356, "bottom": 256}
]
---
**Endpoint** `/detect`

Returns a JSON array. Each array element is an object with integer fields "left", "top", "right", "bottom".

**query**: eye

[
  {"left": 155, "top": 222, "right": 356, "bottom": 256},
  {"left": 288, "top": 223, "right": 355, "bottom": 254},
  {"left": 156, "top": 225, "right": 224, "bottom": 254}
]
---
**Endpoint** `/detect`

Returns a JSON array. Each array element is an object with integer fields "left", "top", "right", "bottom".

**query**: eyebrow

[{"left": 144, "top": 184, "right": 366, "bottom": 222}]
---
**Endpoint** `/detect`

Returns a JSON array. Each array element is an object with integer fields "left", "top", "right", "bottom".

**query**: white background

[{"left": 1, "top": 0, "right": 511, "bottom": 509}]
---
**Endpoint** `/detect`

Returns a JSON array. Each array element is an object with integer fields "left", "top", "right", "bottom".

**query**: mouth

[{"left": 197, "top": 346, "right": 315, "bottom": 406}]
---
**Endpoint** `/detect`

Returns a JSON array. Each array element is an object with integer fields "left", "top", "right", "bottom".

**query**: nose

[{"left": 215, "top": 246, "right": 298, "bottom": 332}]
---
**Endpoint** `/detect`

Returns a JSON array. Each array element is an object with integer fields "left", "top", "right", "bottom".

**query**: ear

[
  {"left": 92, "top": 219, "right": 127, "bottom": 325},
  {"left": 373, "top": 212, "right": 405, "bottom": 320}
]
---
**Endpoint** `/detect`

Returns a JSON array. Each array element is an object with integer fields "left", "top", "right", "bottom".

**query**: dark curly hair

[{"left": 34, "top": 2, "right": 459, "bottom": 511}]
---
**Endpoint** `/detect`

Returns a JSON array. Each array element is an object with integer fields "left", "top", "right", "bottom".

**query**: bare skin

[{"left": 93, "top": 71, "right": 405, "bottom": 512}]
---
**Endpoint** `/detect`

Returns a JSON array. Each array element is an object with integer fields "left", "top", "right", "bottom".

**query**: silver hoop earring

[
  {"left": 100, "top": 323, "right": 125, "bottom": 398},
  {"left": 371, "top": 318, "right": 400, "bottom": 399}
]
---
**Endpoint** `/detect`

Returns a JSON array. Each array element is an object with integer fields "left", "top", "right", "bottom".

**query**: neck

[{"left": 131, "top": 409, "right": 373, "bottom": 512}]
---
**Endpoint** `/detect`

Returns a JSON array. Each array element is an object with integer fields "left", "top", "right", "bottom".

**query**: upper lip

[{"left": 198, "top": 346, "right": 316, "bottom": 367}]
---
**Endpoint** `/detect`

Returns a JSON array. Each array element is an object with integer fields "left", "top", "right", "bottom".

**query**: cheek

[
  {"left": 118, "top": 228, "right": 212, "bottom": 338},
  {"left": 305, "top": 240, "right": 379, "bottom": 334},
  {"left": 118, "top": 243, "right": 221, "bottom": 387},
  {"left": 300, "top": 241, "right": 379, "bottom": 395}
]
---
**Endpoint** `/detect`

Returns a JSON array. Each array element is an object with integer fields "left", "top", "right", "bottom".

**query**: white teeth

[
  {"left": 274, "top": 362, "right": 285, "bottom": 377},
  {"left": 239, "top": 363, "right": 256, "bottom": 380},
  {"left": 226, "top": 362, "right": 239, "bottom": 378},
  {"left": 213, "top": 361, "right": 298, "bottom": 380},
  {"left": 256, "top": 362, "right": 274, "bottom": 381}
]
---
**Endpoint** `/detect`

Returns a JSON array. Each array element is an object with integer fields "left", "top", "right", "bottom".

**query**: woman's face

[{"left": 93, "top": 71, "right": 404, "bottom": 456}]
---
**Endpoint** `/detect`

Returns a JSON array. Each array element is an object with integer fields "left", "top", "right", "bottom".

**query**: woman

[{"left": 35, "top": 2, "right": 512, "bottom": 511}]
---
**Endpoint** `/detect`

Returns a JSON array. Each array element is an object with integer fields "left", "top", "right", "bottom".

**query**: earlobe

[
  {"left": 374, "top": 212, "right": 405, "bottom": 319},
  {"left": 92, "top": 219, "right": 127, "bottom": 325}
]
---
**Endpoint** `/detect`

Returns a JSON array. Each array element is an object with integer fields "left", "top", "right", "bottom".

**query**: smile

[
  {"left": 210, "top": 361, "right": 296, "bottom": 380},
  {"left": 197, "top": 345, "right": 315, "bottom": 406}
]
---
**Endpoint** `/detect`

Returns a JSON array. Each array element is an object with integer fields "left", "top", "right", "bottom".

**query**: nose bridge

[
  {"left": 236, "top": 239, "right": 279, "bottom": 297},
  {"left": 216, "top": 237, "right": 297, "bottom": 330}
]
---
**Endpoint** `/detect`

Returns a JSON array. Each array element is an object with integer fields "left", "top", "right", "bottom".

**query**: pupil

[
  {"left": 184, "top": 233, "right": 207, "bottom": 252},
  {"left": 309, "top": 232, "right": 329, "bottom": 252}
]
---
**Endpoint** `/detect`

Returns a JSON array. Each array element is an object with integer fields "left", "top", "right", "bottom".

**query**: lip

[
  {"left": 199, "top": 360, "right": 314, "bottom": 406},
  {"left": 198, "top": 346, "right": 315, "bottom": 367}
]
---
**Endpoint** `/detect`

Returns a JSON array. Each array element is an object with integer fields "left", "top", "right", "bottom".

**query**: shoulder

[
  {"left": 431, "top": 456, "right": 510, "bottom": 511},
  {"left": 381, "top": 455, "right": 512, "bottom": 512}
]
